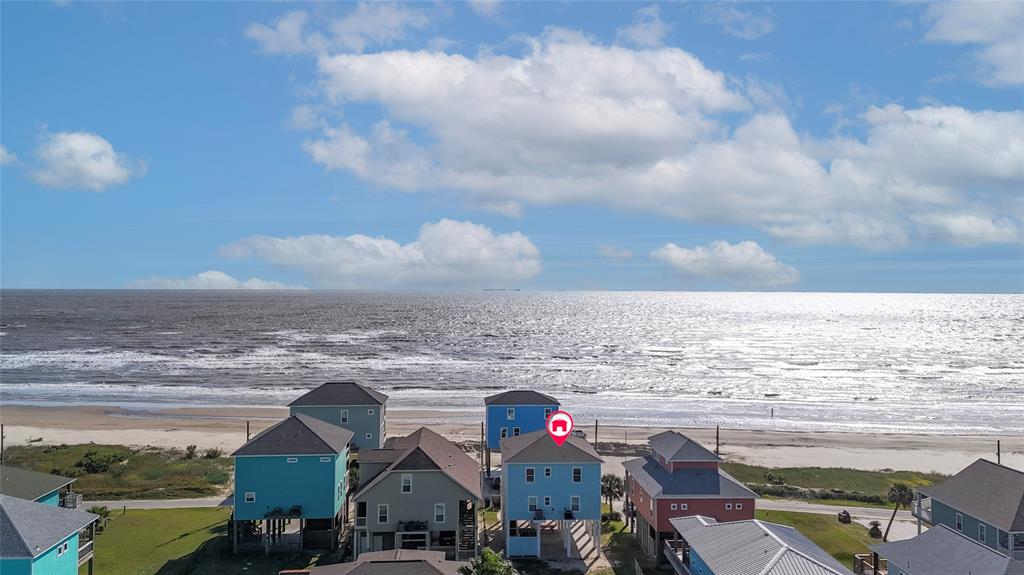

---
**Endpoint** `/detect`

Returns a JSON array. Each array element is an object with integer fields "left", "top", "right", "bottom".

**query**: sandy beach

[
  {"left": 2, "top": 404, "right": 1020, "bottom": 474},
  {"left": 1, "top": 403, "right": 946, "bottom": 545}
]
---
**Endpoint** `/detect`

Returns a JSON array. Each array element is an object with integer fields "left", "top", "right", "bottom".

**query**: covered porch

[{"left": 231, "top": 507, "right": 343, "bottom": 554}]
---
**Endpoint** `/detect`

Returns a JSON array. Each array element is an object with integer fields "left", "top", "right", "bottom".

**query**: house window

[
  {"left": 526, "top": 467, "right": 535, "bottom": 483},
  {"left": 320, "top": 456, "right": 331, "bottom": 462},
  {"left": 507, "top": 408, "right": 515, "bottom": 420},
  {"left": 544, "top": 496, "right": 551, "bottom": 507},
  {"left": 368, "top": 408, "right": 374, "bottom": 415},
  {"left": 365, "top": 433, "right": 372, "bottom": 440},
  {"left": 435, "top": 503, "right": 446, "bottom": 523},
  {"left": 500, "top": 428, "right": 508, "bottom": 439},
  {"left": 956, "top": 512, "right": 964, "bottom": 532},
  {"left": 726, "top": 503, "right": 733, "bottom": 510},
  {"left": 513, "top": 427, "right": 521, "bottom": 436},
  {"left": 571, "top": 496, "right": 581, "bottom": 512},
  {"left": 528, "top": 496, "right": 538, "bottom": 512},
  {"left": 681, "top": 503, "right": 688, "bottom": 511},
  {"left": 979, "top": 523, "right": 987, "bottom": 543},
  {"left": 401, "top": 474, "right": 413, "bottom": 493},
  {"left": 544, "top": 467, "right": 551, "bottom": 478},
  {"left": 670, "top": 503, "right": 678, "bottom": 510},
  {"left": 572, "top": 467, "right": 582, "bottom": 483},
  {"left": 736, "top": 503, "right": 743, "bottom": 510},
  {"left": 650, "top": 500, "right": 654, "bottom": 512},
  {"left": 286, "top": 457, "right": 298, "bottom": 463},
  {"left": 244, "top": 492, "right": 256, "bottom": 503},
  {"left": 999, "top": 531, "right": 1009, "bottom": 549},
  {"left": 340, "top": 409, "right": 349, "bottom": 424},
  {"left": 378, "top": 504, "right": 389, "bottom": 523},
  {"left": 338, "top": 481, "right": 344, "bottom": 499},
  {"left": 544, "top": 408, "right": 553, "bottom": 419}
]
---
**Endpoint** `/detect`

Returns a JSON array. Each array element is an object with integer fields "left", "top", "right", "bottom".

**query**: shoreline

[{"left": 1, "top": 404, "right": 1021, "bottom": 474}]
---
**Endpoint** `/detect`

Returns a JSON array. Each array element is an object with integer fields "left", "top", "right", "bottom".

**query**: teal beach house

[
  {"left": 289, "top": 381, "right": 389, "bottom": 450},
  {"left": 500, "top": 429, "right": 602, "bottom": 558},
  {"left": 0, "top": 466, "right": 80, "bottom": 508},
  {"left": 231, "top": 414, "right": 353, "bottom": 553},
  {"left": 0, "top": 494, "right": 98, "bottom": 575}
]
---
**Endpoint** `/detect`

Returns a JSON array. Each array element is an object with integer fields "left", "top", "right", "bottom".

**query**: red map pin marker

[{"left": 546, "top": 410, "right": 574, "bottom": 446}]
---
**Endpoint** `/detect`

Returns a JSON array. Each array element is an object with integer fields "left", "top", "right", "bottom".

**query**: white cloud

[
  {"left": 599, "top": 245, "right": 634, "bottom": 260},
  {"left": 616, "top": 5, "right": 670, "bottom": 48},
  {"left": 923, "top": 1, "right": 1024, "bottom": 86},
  {"left": 468, "top": 0, "right": 501, "bottom": 19},
  {"left": 31, "top": 131, "right": 143, "bottom": 191},
  {"left": 127, "top": 270, "right": 303, "bottom": 290},
  {"left": 702, "top": 5, "right": 776, "bottom": 40},
  {"left": 910, "top": 213, "right": 1019, "bottom": 246},
  {"left": 0, "top": 145, "right": 16, "bottom": 166},
  {"left": 288, "top": 104, "right": 324, "bottom": 131},
  {"left": 220, "top": 219, "right": 541, "bottom": 288},
  {"left": 246, "top": 4, "right": 429, "bottom": 56},
  {"left": 651, "top": 240, "right": 799, "bottom": 288}
]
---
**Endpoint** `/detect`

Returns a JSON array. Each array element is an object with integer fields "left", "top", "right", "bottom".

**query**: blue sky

[{"left": 2, "top": 1, "right": 1021, "bottom": 292}]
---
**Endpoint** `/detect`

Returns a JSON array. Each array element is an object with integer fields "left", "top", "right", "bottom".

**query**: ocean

[{"left": 1, "top": 290, "right": 1021, "bottom": 435}]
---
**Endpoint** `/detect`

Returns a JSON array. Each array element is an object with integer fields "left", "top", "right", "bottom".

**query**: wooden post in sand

[
  {"left": 998, "top": 440, "right": 1002, "bottom": 465},
  {"left": 246, "top": 420, "right": 251, "bottom": 441}
]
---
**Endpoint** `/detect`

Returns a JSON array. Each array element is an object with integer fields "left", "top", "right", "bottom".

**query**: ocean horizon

[{"left": 2, "top": 290, "right": 1021, "bottom": 436}]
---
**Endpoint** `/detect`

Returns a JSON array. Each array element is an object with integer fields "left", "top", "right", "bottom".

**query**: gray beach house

[{"left": 289, "top": 381, "right": 389, "bottom": 450}]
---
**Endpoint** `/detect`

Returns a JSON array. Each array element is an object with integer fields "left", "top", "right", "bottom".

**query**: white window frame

[
  {"left": 513, "top": 427, "right": 521, "bottom": 436},
  {"left": 736, "top": 503, "right": 743, "bottom": 510},
  {"left": 544, "top": 496, "right": 551, "bottom": 507},
  {"left": 544, "top": 467, "right": 551, "bottom": 478},
  {"left": 366, "top": 432, "right": 372, "bottom": 440},
  {"left": 979, "top": 523, "right": 987, "bottom": 543},
  {"left": 681, "top": 503, "right": 688, "bottom": 511},
  {"left": 507, "top": 407, "right": 515, "bottom": 420},
  {"left": 500, "top": 427, "right": 508, "bottom": 439},
  {"left": 571, "top": 495, "right": 581, "bottom": 512},
  {"left": 526, "top": 467, "right": 535, "bottom": 483},
  {"left": 544, "top": 407, "right": 553, "bottom": 419},
  {"left": 286, "top": 457, "right": 298, "bottom": 463},
  {"left": 956, "top": 512, "right": 964, "bottom": 532},
  {"left": 670, "top": 503, "right": 678, "bottom": 510},
  {"left": 434, "top": 503, "right": 446, "bottom": 523},
  {"left": 340, "top": 409, "right": 349, "bottom": 424},
  {"left": 401, "top": 473, "right": 413, "bottom": 493},
  {"left": 378, "top": 504, "right": 389, "bottom": 524},
  {"left": 528, "top": 496, "right": 538, "bottom": 512},
  {"left": 368, "top": 408, "right": 374, "bottom": 415},
  {"left": 244, "top": 491, "right": 256, "bottom": 503},
  {"left": 320, "top": 456, "right": 331, "bottom": 462},
  {"left": 572, "top": 467, "right": 582, "bottom": 483},
  {"left": 726, "top": 503, "right": 733, "bottom": 510}
]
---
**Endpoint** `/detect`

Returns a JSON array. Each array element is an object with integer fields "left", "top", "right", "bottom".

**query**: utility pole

[
  {"left": 715, "top": 425, "right": 720, "bottom": 456},
  {"left": 594, "top": 420, "right": 599, "bottom": 448},
  {"left": 1, "top": 424, "right": 4, "bottom": 464},
  {"left": 997, "top": 440, "right": 1001, "bottom": 465},
  {"left": 246, "top": 421, "right": 250, "bottom": 441}
]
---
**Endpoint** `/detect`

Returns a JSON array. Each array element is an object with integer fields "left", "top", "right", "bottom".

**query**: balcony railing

[
  {"left": 61, "top": 492, "right": 83, "bottom": 509},
  {"left": 663, "top": 540, "right": 691, "bottom": 574},
  {"left": 911, "top": 498, "right": 932, "bottom": 524},
  {"left": 78, "top": 540, "right": 94, "bottom": 564}
]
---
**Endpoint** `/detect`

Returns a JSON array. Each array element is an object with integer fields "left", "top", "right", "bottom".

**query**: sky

[{"left": 1, "top": 1, "right": 1022, "bottom": 293}]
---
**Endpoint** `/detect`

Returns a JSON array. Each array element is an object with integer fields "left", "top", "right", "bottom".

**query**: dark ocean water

[{"left": 1, "top": 290, "right": 1022, "bottom": 434}]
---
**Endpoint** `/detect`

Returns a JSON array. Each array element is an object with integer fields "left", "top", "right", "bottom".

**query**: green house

[{"left": 0, "top": 494, "right": 98, "bottom": 575}]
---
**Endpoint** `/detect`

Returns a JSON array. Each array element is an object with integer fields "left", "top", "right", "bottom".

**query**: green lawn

[
  {"left": 4, "top": 444, "right": 232, "bottom": 500},
  {"left": 756, "top": 509, "right": 876, "bottom": 566}
]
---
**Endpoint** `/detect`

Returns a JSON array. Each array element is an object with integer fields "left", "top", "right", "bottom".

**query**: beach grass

[
  {"left": 723, "top": 462, "right": 945, "bottom": 505},
  {"left": 5, "top": 443, "right": 232, "bottom": 500},
  {"left": 756, "top": 509, "right": 877, "bottom": 566}
]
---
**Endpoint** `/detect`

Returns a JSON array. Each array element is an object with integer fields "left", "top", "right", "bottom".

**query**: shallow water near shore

[{"left": 2, "top": 290, "right": 1022, "bottom": 435}]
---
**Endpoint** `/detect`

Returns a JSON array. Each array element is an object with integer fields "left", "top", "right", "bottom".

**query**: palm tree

[
  {"left": 458, "top": 548, "right": 519, "bottom": 575},
  {"left": 884, "top": 483, "right": 915, "bottom": 541},
  {"left": 601, "top": 474, "right": 625, "bottom": 510}
]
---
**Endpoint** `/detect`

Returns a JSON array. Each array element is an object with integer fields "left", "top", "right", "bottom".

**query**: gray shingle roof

[
  {"left": 0, "top": 466, "right": 74, "bottom": 502},
  {"left": 1, "top": 494, "right": 97, "bottom": 559},
  {"left": 872, "top": 525, "right": 1024, "bottom": 575},
  {"left": 500, "top": 429, "right": 602, "bottom": 464},
  {"left": 917, "top": 458, "right": 1024, "bottom": 532},
  {"left": 355, "top": 427, "right": 481, "bottom": 500},
  {"left": 232, "top": 414, "right": 353, "bottom": 456},
  {"left": 311, "top": 550, "right": 467, "bottom": 575},
  {"left": 669, "top": 515, "right": 853, "bottom": 575},
  {"left": 289, "top": 381, "right": 389, "bottom": 407},
  {"left": 623, "top": 456, "right": 756, "bottom": 499},
  {"left": 648, "top": 431, "right": 721, "bottom": 462},
  {"left": 484, "top": 390, "right": 560, "bottom": 405}
]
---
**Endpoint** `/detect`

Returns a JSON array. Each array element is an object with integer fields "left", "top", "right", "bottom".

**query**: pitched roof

[
  {"left": 0, "top": 466, "right": 75, "bottom": 502},
  {"left": 1, "top": 494, "right": 97, "bottom": 559},
  {"left": 289, "top": 381, "right": 389, "bottom": 407},
  {"left": 500, "top": 429, "right": 602, "bottom": 464},
  {"left": 232, "top": 414, "right": 353, "bottom": 456},
  {"left": 648, "top": 431, "right": 721, "bottom": 462},
  {"left": 669, "top": 515, "right": 852, "bottom": 575},
  {"left": 355, "top": 427, "right": 481, "bottom": 500},
  {"left": 917, "top": 458, "right": 1024, "bottom": 531},
  {"left": 310, "top": 550, "right": 467, "bottom": 575},
  {"left": 872, "top": 525, "right": 1024, "bottom": 575},
  {"left": 484, "top": 390, "right": 560, "bottom": 405},
  {"left": 623, "top": 456, "right": 756, "bottom": 499}
]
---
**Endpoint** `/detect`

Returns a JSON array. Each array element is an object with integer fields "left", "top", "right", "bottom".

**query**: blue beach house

[
  {"left": 231, "top": 414, "right": 353, "bottom": 553},
  {"left": 484, "top": 390, "right": 560, "bottom": 474},
  {"left": 500, "top": 429, "right": 602, "bottom": 558},
  {"left": 0, "top": 465, "right": 80, "bottom": 508},
  {"left": 289, "top": 381, "right": 389, "bottom": 450},
  {"left": 0, "top": 494, "right": 99, "bottom": 575}
]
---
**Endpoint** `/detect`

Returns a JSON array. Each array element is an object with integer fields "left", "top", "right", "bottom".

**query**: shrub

[
  {"left": 183, "top": 445, "right": 198, "bottom": 460},
  {"left": 203, "top": 469, "right": 230, "bottom": 485},
  {"left": 202, "top": 448, "right": 223, "bottom": 459},
  {"left": 602, "top": 511, "right": 622, "bottom": 523},
  {"left": 75, "top": 450, "right": 127, "bottom": 474}
]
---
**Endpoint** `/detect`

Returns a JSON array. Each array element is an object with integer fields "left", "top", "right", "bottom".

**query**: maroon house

[{"left": 623, "top": 430, "right": 757, "bottom": 560}]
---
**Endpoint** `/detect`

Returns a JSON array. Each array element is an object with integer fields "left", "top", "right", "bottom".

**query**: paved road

[
  {"left": 758, "top": 499, "right": 913, "bottom": 523},
  {"left": 87, "top": 496, "right": 231, "bottom": 510}
]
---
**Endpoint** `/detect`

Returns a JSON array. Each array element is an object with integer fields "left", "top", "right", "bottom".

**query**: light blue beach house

[
  {"left": 0, "top": 465, "right": 81, "bottom": 508},
  {"left": 289, "top": 381, "right": 389, "bottom": 450},
  {"left": 0, "top": 494, "right": 98, "bottom": 575},
  {"left": 500, "top": 429, "right": 602, "bottom": 558},
  {"left": 231, "top": 414, "right": 353, "bottom": 553}
]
